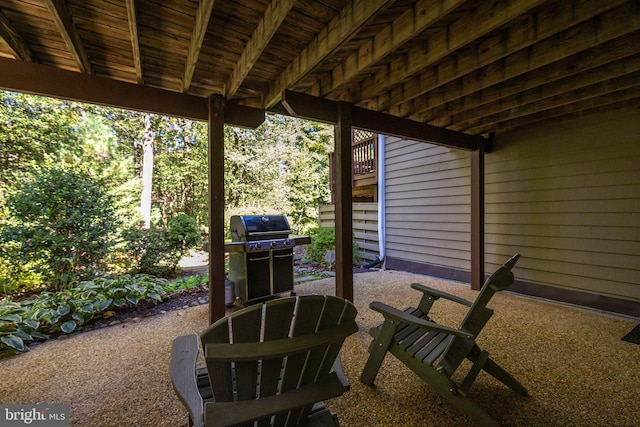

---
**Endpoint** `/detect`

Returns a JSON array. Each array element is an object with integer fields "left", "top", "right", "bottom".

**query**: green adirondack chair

[
  {"left": 360, "top": 254, "right": 528, "bottom": 426},
  {"left": 171, "top": 295, "right": 358, "bottom": 427}
]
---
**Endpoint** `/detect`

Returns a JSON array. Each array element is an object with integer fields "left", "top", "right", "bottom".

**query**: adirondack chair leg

[
  {"left": 360, "top": 319, "right": 399, "bottom": 385},
  {"left": 459, "top": 350, "right": 489, "bottom": 395},
  {"left": 482, "top": 357, "right": 528, "bottom": 396},
  {"left": 435, "top": 387, "right": 501, "bottom": 427},
  {"left": 467, "top": 345, "right": 528, "bottom": 395},
  {"left": 404, "top": 355, "right": 501, "bottom": 427}
]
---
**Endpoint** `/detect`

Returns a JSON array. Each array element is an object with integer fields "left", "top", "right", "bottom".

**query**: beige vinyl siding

[
  {"left": 383, "top": 107, "right": 639, "bottom": 304},
  {"left": 384, "top": 136, "right": 471, "bottom": 270},
  {"left": 486, "top": 107, "right": 640, "bottom": 303}
]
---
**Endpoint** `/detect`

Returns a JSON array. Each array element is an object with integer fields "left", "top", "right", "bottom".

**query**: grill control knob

[
  {"left": 284, "top": 239, "right": 291, "bottom": 246},
  {"left": 255, "top": 242, "right": 262, "bottom": 249},
  {"left": 270, "top": 241, "right": 277, "bottom": 248}
]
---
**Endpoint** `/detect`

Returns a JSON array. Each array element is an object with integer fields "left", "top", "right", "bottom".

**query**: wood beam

[
  {"left": 225, "top": 102, "right": 265, "bottom": 129},
  {"left": 0, "top": 58, "right": 265, "bottom": 128},
  {"left": 490, "top": 85, "right": 640, "bottom": 134},
  {"left": 125, "top": 0, "right": 143, "bottom": 84},
  {"left": 470, "top": 139, "right": 485, "bottom": 291},
  {"left": 458, "top": 61, "right": 640, "bottom": 134},
  {"left": 430, "top": 34, "right": 640, "bottom": 129},
  {"left": 181, "top": 0, "right": 216, "bottom": 92},
  {"left": 310, "top": 0, "right": 466, "bottom": 98},
  {"left": 43, "top": 0, "right": 92, "bottom": 74},
  {"left": 281, "top": 89, "right": 338, "bottom": 123},
  {"left": 354, "top": 0, "right": 547, "bottom": 104},
  {"left": 0, "top": 9, "right": 36, "bottom": 61},
  {"left": 263, "top": 0, "right": 393, "bottom": 108},
  {"left": 497, "top": 97, "right": 640, "bottom": 135},
  {"left": 208, "top": 95, "right": 226, "bottom": 323},
  {"left": 335, "top": 102, "right": 353, "bottom": 302},
  {"left": 412, "top": 3, "right": 640, "bottom": 124},
  {"left": 281, "top": 90, "right": 480, "bottom": 150},
  {"left": 376, "top": 0, "right": 628, "bottom": 116},
  {"left": 226, "top": 0, "right": 296, "bottom": 98},
  {"left": 351, "top": 107, "right": 480, "bottom": 151},
  {"left": 0, "top": 57, "right": 207, "bottom": 119}
]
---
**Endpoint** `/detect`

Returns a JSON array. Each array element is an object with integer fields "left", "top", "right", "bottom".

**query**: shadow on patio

[{"left": 0, "top": 270, "right": 638, "bottom": 426}]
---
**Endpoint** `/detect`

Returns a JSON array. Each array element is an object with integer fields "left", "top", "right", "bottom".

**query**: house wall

[
  {"left": 384, "top": 107, "right": 640, "bottom": 316},
  {"left": 384, "top": 138, "right": 472, "bottom": 281}
]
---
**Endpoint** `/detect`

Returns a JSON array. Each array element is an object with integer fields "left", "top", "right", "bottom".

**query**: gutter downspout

[
  {"left": 377, "top": 133, "right": 386, "bottom": 269},
  {"left": 360, "top": 134, "right": 387, "bottom": 269}
]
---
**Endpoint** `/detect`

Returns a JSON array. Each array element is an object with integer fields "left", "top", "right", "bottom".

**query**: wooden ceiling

[{"left": 1, "top": 0, "right": 639, "bottom": 136}]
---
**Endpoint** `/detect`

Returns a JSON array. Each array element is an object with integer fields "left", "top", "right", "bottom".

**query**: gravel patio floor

[{"left": 1, "top": 270, "right": 638, "bottom": 426}]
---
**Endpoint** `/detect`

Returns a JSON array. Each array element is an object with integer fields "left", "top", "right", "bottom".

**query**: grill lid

[{"left": 230, "top": 215, "right": 291, "bottom": 241}]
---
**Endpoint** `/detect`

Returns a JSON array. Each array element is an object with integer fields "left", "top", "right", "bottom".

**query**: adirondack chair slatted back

[
  {"left": 359, "top": 254, "right": 526, "bottom": 426},
  {"left": 199, "top": 295, "right": 357, "bottom": 426},
  {"left": 438, "top": 253, "right": 520, "bottom": 377}
]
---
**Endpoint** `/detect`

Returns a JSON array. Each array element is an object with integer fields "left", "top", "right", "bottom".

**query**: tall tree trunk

[{"left": 140, "top": 114, "right": 154, "bottom": 229}]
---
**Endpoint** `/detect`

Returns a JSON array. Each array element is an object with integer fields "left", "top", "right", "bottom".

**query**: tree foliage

[
  {"left": 225, "top": 114, "right": 332, "bottom": 233},
  {"left": 0, "top": 92, "right": 83, "bottom": 186},
  {"left": 0, "top": 91, "right": 334, "bottom": 295},
  {"left": 0, "top": 164, "right": 117, "bottom": 290}
]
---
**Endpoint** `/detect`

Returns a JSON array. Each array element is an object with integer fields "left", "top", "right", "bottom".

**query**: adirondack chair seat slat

[
  {"left": 171, "top": 295, "right": 357, "bottom": 427},
  {"left": 360, "top": 254, "right": 528, "bottom": 427}
]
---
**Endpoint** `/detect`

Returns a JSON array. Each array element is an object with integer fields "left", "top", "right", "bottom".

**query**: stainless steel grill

[{"left": 226, "top": 215, "right": 310, "bottom": 304}]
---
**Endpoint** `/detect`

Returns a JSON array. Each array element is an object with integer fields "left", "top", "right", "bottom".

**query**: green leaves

[
  {"left": 0, "top": 274, "right": 169, "bottom": 355},
  {"left": 1, "top": 335, "right": 25, "bottom": 353},
  {"left": 0, "top": 164, "right": 118, "bottom": 291}
]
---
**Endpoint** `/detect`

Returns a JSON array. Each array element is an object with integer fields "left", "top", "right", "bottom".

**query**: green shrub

[
  {"left": 122, "top": 226, "right": 180, "bottom": 277},
  {"left": 167, "top": 213, "right": 201, "bottom": 257},
  {"left": 0, "top": 164, "right": 117, "bottom": 291},
  {"left": 305, "top": 227, "right": 359, "bottom": 268},
  {"left": 0, "top": 256, "right": 44, "bottom": 297}
]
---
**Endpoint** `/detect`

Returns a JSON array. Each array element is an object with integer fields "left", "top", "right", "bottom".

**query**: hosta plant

[{"left": 0, "top": 274, "right": 169, "bottom": 355}]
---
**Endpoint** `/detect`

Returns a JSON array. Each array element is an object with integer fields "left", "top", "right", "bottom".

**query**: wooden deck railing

[{"left": 328, "top": 130, "right": 378, "bottom": 200}]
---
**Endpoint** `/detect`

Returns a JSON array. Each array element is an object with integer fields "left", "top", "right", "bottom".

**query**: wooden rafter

[
  {"left": 310, "top": 0, "right": 467, "bottom": 98},
  {"left": 377, "top": 0, "right": 629, "bottom": 116},
  {"left": 0, "top": 9, "right": 35, "bottom": 61},
  {"left": 496, "top": 95, "right": 640, "bottom": 135},
  {"left": 182, "top": 0, "right": 216, "bottom": 93},
  {"left": 263, "top": 0, "right": 394, "bottom": 108},
  {"left": 125, "top": 0, "right": 143, "bottom": 84},
  {"left": 281, "top": 90, "right": 480, "bottom": 150},
  {"left": 43, "top": 0, "right": 92, "bottom": 74},
  {"left": 226, "top": 0, "right": 296, "bottom": 98},
  {"left": 445, "top": 40, "right": 640, "bottom": 132},
  {"left": 353, "top": 0, "right": 547, "bottom": 104},
  {"left": 414, "top": 6, "right": 640, "bottom": 125},
  {"left": 477, "top": 80, "right": 640, "bottom": 135}
]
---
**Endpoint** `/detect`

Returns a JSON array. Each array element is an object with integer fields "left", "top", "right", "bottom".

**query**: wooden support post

[
  {"left": 470, "top": 139, "right": 485, "bottom": 290},
  {"left": 208, "top": 95, "right": 226, "bottom": 323},
  {"left": 335, "top": 102, "right": 354, "bottom": 302}
]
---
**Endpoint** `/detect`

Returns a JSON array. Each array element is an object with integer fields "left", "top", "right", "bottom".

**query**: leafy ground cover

[{"left": 0, "top": 274, "right": 207, "bottom": 355}]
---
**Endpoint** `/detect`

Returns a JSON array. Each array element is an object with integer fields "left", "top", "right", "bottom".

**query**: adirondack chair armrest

[
  {"left": 171, "top": 334, "right": 205, "bottom": 427},
  {"left": 411, "top": 283, "right": 474, "bottom": 307},
  {"left": 369, "top": 301, "right": 475, "bottom": 339}
]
